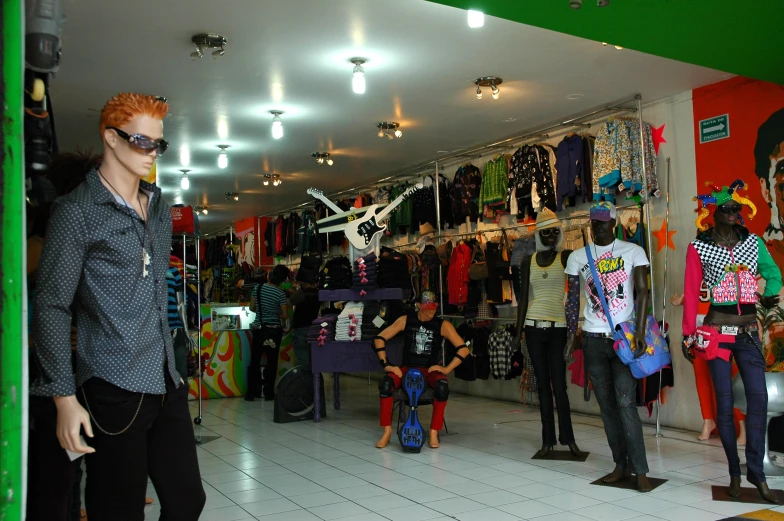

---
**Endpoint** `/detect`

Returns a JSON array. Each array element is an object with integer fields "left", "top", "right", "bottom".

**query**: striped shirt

[
  {"left": 255, "top": 283, "right": 288, "bottom": 326},
  {"left": 527, "top": 252, "right": 567, "bottom": 323},
  {"left": 166, "top": 266, "right": 184, "bottom": 330}
]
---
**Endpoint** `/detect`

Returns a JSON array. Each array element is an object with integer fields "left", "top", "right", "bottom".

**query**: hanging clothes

[
  {"left": 275, "top": 215, "right": 285, "bottom": 256},
  {"left": 412, "top": 183, "right": 437, "bottom": 228},
  {"left": 436, "top": 174, "right": 454, "bottom": 230},
  {"left": 555, "top": 134, "right": 584, "bottom": 211},
  {"left": 581, "top": 136, "right": 596, "bottom": 203},
  {"left": 447, "top": 241, "right": 472, "bottom": 305},
  {"left": 593, "top": 119, "right": 633, "bottom": 202},
  {"left": 479, "top": 156, "right": 509, "bottom": 214},
  {"left": 451, "top": 164, "right": 482, "bottom": 223}
]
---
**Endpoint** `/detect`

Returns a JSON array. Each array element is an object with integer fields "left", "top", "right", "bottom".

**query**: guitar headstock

[
  {"left": 402, "top": 183, "right": 424, "bottom": 197},
  {"left": 306, "top": 188, "right": 324, "bottom": 197}
]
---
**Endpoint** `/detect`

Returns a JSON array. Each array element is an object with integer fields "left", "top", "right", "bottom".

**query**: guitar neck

[
  {"left": 307, "top": 191, "right": 343, "bottom": 214},
  {"left": 375, "top": 189, "right": 416, "bottom": 222}
]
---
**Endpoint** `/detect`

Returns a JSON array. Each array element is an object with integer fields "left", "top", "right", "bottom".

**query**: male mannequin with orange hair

[{"left": 32, "top": 93, "right": 206, "bottom": 520}]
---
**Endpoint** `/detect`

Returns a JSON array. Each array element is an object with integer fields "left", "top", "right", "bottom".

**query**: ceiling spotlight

[
  {"left": 614, "top": 45, "right": 623, "bottom": 50},
  {"left": 312, "top": 152, "right": 333, "bottom": 165},
  {"left": 376, "top": 122, "right": 401, "bottom": 140},
  {"left": 190, "top": 33, "right": 227, "bottom": 60},
  {"left": 264, "top": 174, "right": 281, "bottom": 186},
  {"left": 570, "top": 0, "right": 582, "bottom": 8},
  {"left": 270, "top": 111, "right": 283, "bottom": 140},
  {"left": 350, "top": 58, "right": 366, "bottom": 94},
  {"left": 597, "top": 0, "right": 610, "bottom": 6},
  {"left": 195, "top": 205, "right": 208, "bottom": 215},
  {"left": 225, "top": 192, "right": 239, "bottom": 201},
  {"left": 467, "top": 9, "right": 485, "bottom": 28},
  {"left": 217, "top": 145, "right": 229, "bottom": 169},
  {"left": 180, "top": 169, "right": 191, "bottom": 190},
  {"left": 474, "top": 76, "right": 503, "bottom": 100}
]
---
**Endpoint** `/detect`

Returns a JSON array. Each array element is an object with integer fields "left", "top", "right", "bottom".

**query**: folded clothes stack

[
  {"left": 360, "top": 301, "right": 386, "bottom": 340},
  {"left": 309, "top": 315, "right": 337, "bottom": 347},
  {"left": 377, "top": 248, "right": 410, "bottom": 289},
  {"left": 319, "top": 256, "right": 353, "bottom": 290},
  {"left": 335, "top": 301, "right": 364, "bottom": 342},
  {"left": 352, "top": 252, "right": 378, "bottom": 294}
]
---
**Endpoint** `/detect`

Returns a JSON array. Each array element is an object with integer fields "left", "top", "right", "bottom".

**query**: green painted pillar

[{"left": 1, "top": 0, "right": 26, "bottom": 519}]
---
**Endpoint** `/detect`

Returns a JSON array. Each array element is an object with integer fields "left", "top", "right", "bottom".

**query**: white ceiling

[{"left": 51, "top": 0, "right": 728, "bottom": 233}]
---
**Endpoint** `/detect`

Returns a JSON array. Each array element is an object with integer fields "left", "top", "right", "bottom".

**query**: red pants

[
  {"left": 694, "top": 356, "right": 745, "bottom": 425},
  {"left": 380, "top": 366, "right": 447, "bottom": 431}
]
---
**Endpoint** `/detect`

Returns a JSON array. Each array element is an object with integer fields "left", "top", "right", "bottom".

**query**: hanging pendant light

[
  {"left": 180, "top": 169, "right": 191, "bottom": 190},
  {"left": 217, "top": 145, "right": 229, "bottom": 169},
  {"left": 350, "top": 58, "right": 366, "bottom": 94},
  {"left": 270, "top": 111, "right": 284, "bottom": 140}
]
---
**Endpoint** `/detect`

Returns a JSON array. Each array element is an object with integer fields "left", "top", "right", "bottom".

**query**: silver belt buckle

[
  {"left": 539, "top": 321, "right": 552, "bottom": 328},
  {"left": 720, "top": 325, "right": 740, "bottom": 336}
]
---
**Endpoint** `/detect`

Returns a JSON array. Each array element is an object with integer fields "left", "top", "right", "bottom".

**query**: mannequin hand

[
  {"left": 428, "top": 365, "right": 448, "bottom": 375},
  {"left": 758, "top": 293, "right": 781, "bottom": 310},
  {"left": 564, "top": 333, "right": 577, "bottom": 362},
  {"left": 54, "top": 395, "right": 95, "bottom": 454},
  {"left": 633, "top": 331, "right": 647, "bottom": 358},
  {"left": 670, "top": 293, "right": 684, "bottom": 307},
  {"left": 681, "top": 337, "right": 695, "bottom": 364},
  {"left": 384, "top": 365, "right": 403, "bottom": 378}
]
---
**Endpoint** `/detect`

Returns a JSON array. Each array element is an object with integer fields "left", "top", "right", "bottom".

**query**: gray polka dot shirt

[{"left": 31, "top": 169, "right": 180, "bottom": 396}]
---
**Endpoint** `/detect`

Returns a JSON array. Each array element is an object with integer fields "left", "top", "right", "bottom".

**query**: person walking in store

[
  {"left": 682, "top": 181, "right": 782, "bottom": 503},
  {"left": 513, "top": 208, "right": 583, "bottom": 458},
  {"left": 250, "top": 265, "right": 291, "bottom": 401},
  {"left": 289, "top": 278, "right": 320, "bottom": 368},
  {"left": 373, "top": 291, "right": 470, "bottom": 449},
  {"left": 565, "top": 202, "right": 653, "bottom": 493},
  {"left": 31, "top": 93, "right": 206, "bottom": 520}
]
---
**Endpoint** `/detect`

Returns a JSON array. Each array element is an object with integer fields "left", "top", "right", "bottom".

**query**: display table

[
  {"left": 188, "top": 304, "right": 254, "bottom": 400},
  {"left": 310, "top": 339, "right": 402, "bottom": 422},
  {"left": 318, "top": 288, "right": 409, "bottom": 301}
]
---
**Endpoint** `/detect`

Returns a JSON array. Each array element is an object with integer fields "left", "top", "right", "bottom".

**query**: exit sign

[{"left": 699, "top": 114, "right": 730, "bottom": 144}]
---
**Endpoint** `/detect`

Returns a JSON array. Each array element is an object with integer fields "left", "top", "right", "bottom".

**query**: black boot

[
  {"left": 748, "top": 476, "right": 780, "bottom": 504},
  {"left": 568, "top": 442, "right": 584, "bottom": 458},
  {"left": 535, "top": 445, "right": 553, "bottom": 458}
]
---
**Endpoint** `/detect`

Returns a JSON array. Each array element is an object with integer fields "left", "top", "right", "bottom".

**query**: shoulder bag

[{"left": 584, "top": 245, "right": 671, "bottom": 379}]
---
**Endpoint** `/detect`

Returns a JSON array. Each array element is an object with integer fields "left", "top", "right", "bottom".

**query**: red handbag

[
  {"left": 171, "top": 206, "right": 196, "bottom": 235},
  {"left": 689, "top": 326, "right": 733, "bottom": 361}
]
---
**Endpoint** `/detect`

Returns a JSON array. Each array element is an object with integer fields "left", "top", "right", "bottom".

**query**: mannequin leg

[
  {"left": 377, "top": 368, "right": 406, "bottom": 448},
  {"left": 526, "top": 327, "right": 557, "bottom": 452},
  {"left": 693, "top": 357, "right": 717, "bottom": 440},
  {"left": 547, "top": 328, "right": 576, "bottom": 447}
]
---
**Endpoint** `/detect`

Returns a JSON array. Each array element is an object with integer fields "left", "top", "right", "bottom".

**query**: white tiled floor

[{"left": 140, "top": 374, "right": 784, "bottom": 521}]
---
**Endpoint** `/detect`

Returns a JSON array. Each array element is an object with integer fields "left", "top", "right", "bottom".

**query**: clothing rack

[{"left": 174, "top": 233, "right": 204, "bottom": 429}]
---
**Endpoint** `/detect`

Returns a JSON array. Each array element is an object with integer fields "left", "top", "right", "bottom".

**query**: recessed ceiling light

[
  {"left": 467, "top": 10, "right": 484, "bottom": 28},
  {"left": 502, "top": 117, "right": 517, "bottom": 123},
  {"left": 566, "top": 94, "right": 584, "bottom": 101}
]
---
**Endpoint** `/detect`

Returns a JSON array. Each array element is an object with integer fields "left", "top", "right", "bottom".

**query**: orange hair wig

[{"left": 99, "top": 93, "right": 169, "bottom": 136}]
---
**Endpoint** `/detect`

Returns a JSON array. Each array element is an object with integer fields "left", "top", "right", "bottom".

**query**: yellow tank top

[{"left": 527, "top": 252, "right": 567, "bottom": 322}]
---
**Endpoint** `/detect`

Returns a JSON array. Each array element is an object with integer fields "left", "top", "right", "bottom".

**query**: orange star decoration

[
  {"left": 651, "top": 124, "right": 667, "bottom": 155},
  {"left": 652, "top": 219, "right": 676, "bottom": 252}
]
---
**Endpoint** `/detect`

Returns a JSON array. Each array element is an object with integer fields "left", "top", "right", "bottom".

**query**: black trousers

[
  {"left": 262, "top": 325, "right": 284, "bottom": 398},
  {"left": 525, "top": 326, "right": 575, "bottom": 446},
  {"left": 78, "top": 375, "right": 205, "bottom": 521},
  {"left": 248, "top": 329, "right": 265, "bottom": 398},
  {"left": 26, "top": 396, "right": 80, "bottom": 521}
]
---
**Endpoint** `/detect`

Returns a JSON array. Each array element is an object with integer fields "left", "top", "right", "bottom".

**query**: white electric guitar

[
  {"left": 307, "top": 188, "right": 378, "bottom": 234},
  {"left": 343, "top": 183, "right": 423, "bottom": 249}
]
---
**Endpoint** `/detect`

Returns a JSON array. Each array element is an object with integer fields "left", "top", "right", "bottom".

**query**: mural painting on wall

[
  {"left": 235, "top": 217, "right": 258, "bottom": 267},
  {"left": 693, "top": 76, "right": 784, "bottom": 371}
]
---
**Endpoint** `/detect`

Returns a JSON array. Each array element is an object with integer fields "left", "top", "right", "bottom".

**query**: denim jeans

[
  {"left": 526, "top": 326, "right": 575, "bottom": 446},
  {"left": 583, "top": 336, "right": 649, "bottom": 474},
  {"left": 709, "top": 333, "right": 768, "bottom": 481}
]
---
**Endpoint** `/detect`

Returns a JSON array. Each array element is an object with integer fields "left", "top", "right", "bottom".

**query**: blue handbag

[{"left": 584, "top": 245, "right": 671, "bottom": 379}]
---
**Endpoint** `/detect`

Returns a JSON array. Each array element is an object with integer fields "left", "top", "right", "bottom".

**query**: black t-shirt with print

[{"left": 402, "top": 313, "right": 444, "bottom": 368}]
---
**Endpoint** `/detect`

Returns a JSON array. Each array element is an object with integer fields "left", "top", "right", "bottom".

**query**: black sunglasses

[
  {"left": 108, "top": 127, "right": 169, "bottom": 156},
  {"left": 717, "top": 204, "right": 742, "bottom": 215},
  {"left": 539, "top": 228, "right": 561, "bottom": 237}
]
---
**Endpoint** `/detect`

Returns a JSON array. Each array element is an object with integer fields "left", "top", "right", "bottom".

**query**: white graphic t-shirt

[{"left": 565, "top": 240, "right": 649, "bottom": 333}]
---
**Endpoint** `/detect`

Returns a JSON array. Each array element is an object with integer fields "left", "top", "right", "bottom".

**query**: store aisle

[{"left": 142, "top": 376, "right": 784, "bottom": 521}]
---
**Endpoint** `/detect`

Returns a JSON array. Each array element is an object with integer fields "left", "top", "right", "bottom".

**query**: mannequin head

[
  {"left": 713, "top": 201, "right": 741, "bottom": 229},
  {"left": 533, "top": 208, "right": 564, "bottom": 252},
  {"left": 589, "top": 202, "right": 617, "bottom": 246},
  {"left": 417, "top": 290, "right": 438, "bottom": 321},
  {"left": 99, "top": 93, "right": 169, "bottom": 178}
]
